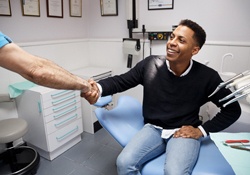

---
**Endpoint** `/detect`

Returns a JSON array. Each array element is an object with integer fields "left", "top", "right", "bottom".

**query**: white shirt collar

[{"left": 166, "top": 59, "right": 193, "bottom": 77}]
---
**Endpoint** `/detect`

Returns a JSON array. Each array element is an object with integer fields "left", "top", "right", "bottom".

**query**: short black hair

[{"left": 179, "top": 19, "right": 206, "bottom": 48}]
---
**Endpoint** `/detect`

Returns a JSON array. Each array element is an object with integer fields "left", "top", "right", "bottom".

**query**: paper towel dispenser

[
  {"left": 123, "top": 38, "right": 140, "bottom": 55},
  {"left": 122, "top": 38, "right": 141, "bottom": 68}
]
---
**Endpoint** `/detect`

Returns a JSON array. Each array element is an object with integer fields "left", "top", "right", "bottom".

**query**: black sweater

[{"left": 98, "top": 55, "right": 241, "bottom": 135}]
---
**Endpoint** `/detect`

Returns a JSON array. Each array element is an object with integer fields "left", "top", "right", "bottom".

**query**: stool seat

[
  {"left": 0, "top": 118, "right": 40, "bottom": 175},
  {"left": 0, "top": 118, "right": 28, "bottom": 144}
]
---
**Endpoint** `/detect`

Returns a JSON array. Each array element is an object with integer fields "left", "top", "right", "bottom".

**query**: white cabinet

[
  {"left": 15, "top": 86, "right": 83, "bottom": 160},
  {"left": 71, "top": 67, "right": 113, "bottom": 134}
]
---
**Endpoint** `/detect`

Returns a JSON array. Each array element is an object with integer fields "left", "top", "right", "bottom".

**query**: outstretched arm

[{"left": 0, "top": 42, "right": 91, "bottom": 93}]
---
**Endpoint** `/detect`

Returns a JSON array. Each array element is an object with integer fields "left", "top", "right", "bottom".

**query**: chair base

[{"left": 0, "top": 146, "right": 40, "bottom": 175}]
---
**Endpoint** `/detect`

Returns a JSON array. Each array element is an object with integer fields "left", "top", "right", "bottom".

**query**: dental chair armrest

[{"left": 94, "top": 95, "right": 112, "bottom": 107}]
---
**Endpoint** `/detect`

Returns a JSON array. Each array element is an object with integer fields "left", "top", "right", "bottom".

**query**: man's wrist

[
  {"left": 96, "top": 83, "right": 102, "bottom": 97},
  {"left": 81, "top": 80, "right": 91, "bottom": 93}
]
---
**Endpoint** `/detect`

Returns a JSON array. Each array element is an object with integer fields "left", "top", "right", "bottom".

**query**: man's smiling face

[{"left": 166, "top": 25, "right": 199, "bottom": 65}]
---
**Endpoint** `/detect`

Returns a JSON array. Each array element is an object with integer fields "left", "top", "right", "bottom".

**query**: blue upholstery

[
  {"left": 94, "top": 96, "right": 235, "bottom": 175},
  {"left": 94, "top": 95, "right": 113, "bottom": 107}
]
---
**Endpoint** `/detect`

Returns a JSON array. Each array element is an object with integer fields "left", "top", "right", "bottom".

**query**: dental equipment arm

[
  {"left": 223, "top": 89, "right": 250, "bottom": 107},
  {"left": 226, "top": 74, "right": 250, "bottom": 89},
  {"left": 218, "top": 70, "right": 250, "bottom": 107},
  {"left": 208, "top": 70, "right": 250, "bottom": 98},
  {"left": 219, "top": 83, "right": 250, "bottom": 102}
]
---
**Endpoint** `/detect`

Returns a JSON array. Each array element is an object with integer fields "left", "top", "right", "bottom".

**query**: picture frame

[
  {"left": 21, "top": 0, "right": 40, "bottom": 17},
  {"left": 69, "top": 0, "right": 82, "bottom": 17},
  {"left": 47, "top": 0, "right": 63, "bottom": 18},
  {"left": 148, "top": 0, "right": 174, "bottom": 10},
  {"left": 0, "top": 0, "right": 11, "bottom": 16},
  {"left": 100, "top": 0, "right": 118, "bottom": 16}
]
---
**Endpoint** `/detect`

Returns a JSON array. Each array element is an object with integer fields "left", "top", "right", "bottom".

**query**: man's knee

[
  {"left": 116, "top": 151, "right": 133, "bottom": 168},
  {"left": 116, "top": 152, "right": 139, "bottom": 174}
]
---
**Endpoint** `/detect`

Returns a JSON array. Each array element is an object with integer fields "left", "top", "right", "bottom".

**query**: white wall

[
  {"left": 0, "top": 0, "right": 89, "bottom": 42},
  {"left": 87, "top": 0, "right": 128, "bottom": 38},
  {"left": 140, "top": 0, "right": 250, "bottom": 42},
  {"left": 3, "top": 0, "right": 250, "bottom": 42},
  {"left": 88, "top": 0, "right": 250, "bottom": 42}
]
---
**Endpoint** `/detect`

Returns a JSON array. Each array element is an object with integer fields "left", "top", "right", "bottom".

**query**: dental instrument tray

[{"left": 223, "top": 139, "right": 250, "bottom": 151}]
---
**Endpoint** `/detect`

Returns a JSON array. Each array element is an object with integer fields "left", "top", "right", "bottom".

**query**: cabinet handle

[
  {"left": 56, "top": 126, "right": 79, "bottom": 141},
  {"left": 37, "top": 102, "right": 42, "bottom": 113},
  {"left": 51, "top": 90, "right": 74, "bottom": 99},
  {"left": 52, "top": 93, "right": 76, "bottom": 106},
  {"left": 54, "top": 114, "right": 78, "bottom": 127},
  {"left": 52, "top": 100, "right": 77, "bottom": 112},
  {"left": 53, "top": 106, "right": 77, "bottom": 119}
]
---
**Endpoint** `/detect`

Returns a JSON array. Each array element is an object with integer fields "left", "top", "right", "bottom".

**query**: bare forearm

[
  {"left": 24, "top": 57, "right": 90, "bottom": 91},
  {"left": 0, "top": 43, "right": 90, "bottom": 92}
]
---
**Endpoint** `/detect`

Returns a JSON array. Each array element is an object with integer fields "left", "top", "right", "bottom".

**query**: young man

[
  {"left": 83, "top": 19, "right": 241, "bottom": 175},
  {"left": 0, "top": 32, "right": 91, "bottom": 95}
]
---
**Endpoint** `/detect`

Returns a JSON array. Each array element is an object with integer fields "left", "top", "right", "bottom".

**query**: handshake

[{"left": 81, "top": 79, "right": 100, "bottom": 105}]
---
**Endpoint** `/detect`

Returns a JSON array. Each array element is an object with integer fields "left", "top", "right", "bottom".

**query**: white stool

[{"left": 0, "top": 118, "right": 40, "bottom": 175}]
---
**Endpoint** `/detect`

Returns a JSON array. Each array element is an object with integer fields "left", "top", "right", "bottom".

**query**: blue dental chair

[{"left": 94, "top": 96, "right": 235, "bottom": 175}]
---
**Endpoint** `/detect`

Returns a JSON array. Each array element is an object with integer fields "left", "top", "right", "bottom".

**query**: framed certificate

[
  {"left": 148, "top": 0, "right": 174, "bottom": 10},
  {"left": 70, "top": 0, "right": 82, "bottom": 17},
  {"left": 22, "top": 0, "right": 40, "bottom": 17},
  {"left": 100, "top": 0, "right": 118, "bottom": 16},
  {"left": 47, "top": 0, "right": 63, "bottom": 18},
  {"left": 0, "top": 0, "right": 11, "bottom": 16}
]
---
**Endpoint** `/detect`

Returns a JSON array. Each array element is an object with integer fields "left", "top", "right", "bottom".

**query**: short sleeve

[{"left": 0, "top": 32, "right": 12, "bottom": 48}]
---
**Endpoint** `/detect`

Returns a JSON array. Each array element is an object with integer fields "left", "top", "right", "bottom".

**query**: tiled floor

[{"left": 36, "top": 129, "right": 122, "bottom": 175}]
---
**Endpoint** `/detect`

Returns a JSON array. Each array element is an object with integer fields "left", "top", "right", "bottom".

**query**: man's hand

[
  {"left": 81, "top": 79, "right": 99, "bottom": 104},
  {"left": 173, "top": 126, "right": 203, "bottom": 139}
]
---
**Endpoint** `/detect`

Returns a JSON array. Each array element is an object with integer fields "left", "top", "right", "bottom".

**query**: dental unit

[
  {"left": 226, "top": 74, "right": 250, "bottom": 89},
  {"left": 223, "top": 89, "right": 250, "bottom": 107},
  {"left": 214, "top": 70, "right": 250, "bottom": 107},
  {"left": 219, "top": 83, "right": 250, "bottom": 102},
  {"left": 208, "top": 70, "right": 250, "bottom": 98}
]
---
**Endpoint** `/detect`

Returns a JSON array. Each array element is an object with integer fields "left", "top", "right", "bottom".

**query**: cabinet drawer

[
  {"left": 47, "top": 118, "right": 83, "bottom": 152},
  {"left": 41, "top": 90, "right": 76, "bottom": 103},
  {"left": 44, "top": 103, "right": 81, "bottom": 123},
  {"left": 42, "top": 91, "right": 80, "bottom": 109},
  {"left": 46, "top": 109, "right": 82, "bottom": 134},
  {"left": 43, "top": 100, "right": 81, "bottom": 117}
]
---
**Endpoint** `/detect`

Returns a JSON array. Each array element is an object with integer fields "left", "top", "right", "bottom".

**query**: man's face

[{"left": 166, "top": 25, "right": 199, "bottom": 64}]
